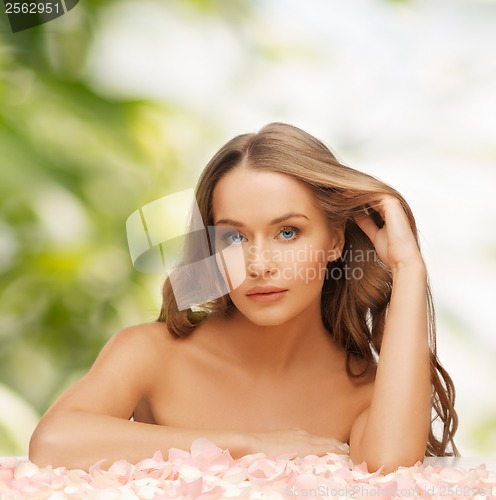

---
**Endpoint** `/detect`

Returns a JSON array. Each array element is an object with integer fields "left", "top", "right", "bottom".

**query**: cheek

[
  {"left": 285, "top": 243, "right": 329, "bottom": 276},
  {"left": 215, "top": 244, "right": 247, "bottom": 290},
  {"left": 294, "top": 246, "right": 326, "bottom": 265},
  {"left": 289, "top": 262, "right": 328, "bottom": 286}
]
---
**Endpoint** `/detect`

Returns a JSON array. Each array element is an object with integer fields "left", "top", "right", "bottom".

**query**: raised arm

[
  {"left": 28, "top": 324, "right": 250, "bottom": 470},
  {"left": 349, "top": 196, "right": 431, "bottom": 474}
]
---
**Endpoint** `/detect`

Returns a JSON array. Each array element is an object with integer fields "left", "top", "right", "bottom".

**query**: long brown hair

[{"left": 157, "top": 122, "right": 459, "bottom": 458}]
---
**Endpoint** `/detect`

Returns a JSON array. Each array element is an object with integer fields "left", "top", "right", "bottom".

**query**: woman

[{"left": 29, "top": 122, "right": 459, "bottom": 474}]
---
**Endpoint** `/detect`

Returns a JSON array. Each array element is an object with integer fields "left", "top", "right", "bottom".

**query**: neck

[{"left": 219, "top": 303, "right": 345, "bottom": 378}]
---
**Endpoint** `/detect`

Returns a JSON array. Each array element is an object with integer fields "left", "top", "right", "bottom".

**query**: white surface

[{"left": 423, "top": 456, "right": 496, "bottom": 470}]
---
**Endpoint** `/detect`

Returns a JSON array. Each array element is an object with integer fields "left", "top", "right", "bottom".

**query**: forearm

[
  {"left": 359, "top": 263, "right": 431, "bottom": 471},
  {"left": 29, "top": 411, "right": 250, "bottom": 471}
]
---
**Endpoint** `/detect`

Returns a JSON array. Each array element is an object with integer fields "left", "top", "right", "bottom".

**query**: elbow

[
  {"left": 363, "top": 453, "right": 425, "bottom": 475},
  {"left": 29, "top": 427, "right": 49, "bottom": 467},
  {"left": 350, "top": 432, "right": 427, "bottom": 475},
  {"left": 28, "top": 420, "right": 63, "bottom": 468},
  {"left": 350, "top": 445, "right": 425, "bottom": 475}
]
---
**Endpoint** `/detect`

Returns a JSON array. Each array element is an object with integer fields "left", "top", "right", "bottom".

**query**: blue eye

[
  {"left": 279, "top": 227, "right": 300, "bottom": 241},
  {"left": 219, "top": 227, "right": 300, "bottom": 245},
  {"left": 222, "top": 231, "right": 246, "bottom": 244}
]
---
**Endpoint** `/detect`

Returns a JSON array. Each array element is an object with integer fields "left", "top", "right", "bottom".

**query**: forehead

[{"left": 212, "top": 168, "right": 319, "bottom": 220}]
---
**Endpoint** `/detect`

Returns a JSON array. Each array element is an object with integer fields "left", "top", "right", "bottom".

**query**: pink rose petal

[
  {"left": 2, "top": 442, "right": 496, "bottom": 498},
  {"left": 13, "top": 460, "right": 39, "bottom": 480}
]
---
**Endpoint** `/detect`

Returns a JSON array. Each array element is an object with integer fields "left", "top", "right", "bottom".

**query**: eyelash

[{"left": 221, "top": 226, "right": 301, "bottom": 244}]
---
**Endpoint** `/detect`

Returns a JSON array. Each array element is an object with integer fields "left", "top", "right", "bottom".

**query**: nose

[{"left": 247, "top": 242, "right": 277, "bottom": 278}]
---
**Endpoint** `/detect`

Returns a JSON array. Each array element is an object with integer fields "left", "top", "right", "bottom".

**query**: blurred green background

[{"left": 1, "top": 0, "right": 495, "bottom": 457}]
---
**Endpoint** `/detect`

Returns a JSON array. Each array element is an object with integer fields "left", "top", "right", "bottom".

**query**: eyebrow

[{"left": 214, "top": 212, "right": 310, "bottom": 227}]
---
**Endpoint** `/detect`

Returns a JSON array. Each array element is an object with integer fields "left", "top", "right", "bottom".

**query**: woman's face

[{"left": 211, "top": 167, "right": 344, "bottom": 326}]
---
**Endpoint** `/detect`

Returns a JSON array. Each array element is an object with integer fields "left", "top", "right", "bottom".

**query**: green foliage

[{"left": 0, "top": 1, "right": 183, "bottom": 437}]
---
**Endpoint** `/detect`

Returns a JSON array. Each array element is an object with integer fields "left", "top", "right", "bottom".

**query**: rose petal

[{"left": 14, "top": 460, "right": 39, "bottom": 479}]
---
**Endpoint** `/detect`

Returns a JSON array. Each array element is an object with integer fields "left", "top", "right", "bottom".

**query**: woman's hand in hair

[
  {"left": 248, "top": 427, "right": 349, "bottom": 458},
  {"left": 352, "top": 195, "right": 425, "bottom": 274}
]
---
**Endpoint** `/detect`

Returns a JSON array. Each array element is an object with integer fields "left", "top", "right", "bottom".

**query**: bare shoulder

[
  {"left": 40, "top": 321, "right": 176, "bottom": 421},
  {"left": 91, "top": 322, "right": 170, "bottom": 374},
  {"left": 111, "top": 321, "right": 175, "bottom": 354},
  {"left": 119, "top": 320, "right": 182, "bottom": 369}
]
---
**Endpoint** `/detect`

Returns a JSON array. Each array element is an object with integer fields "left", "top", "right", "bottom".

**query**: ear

[{"left": 327, "top": 227, "right": 345, "bottom": 262}]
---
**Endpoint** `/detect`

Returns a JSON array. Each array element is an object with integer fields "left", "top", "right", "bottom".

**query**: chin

[
  {"left": 247, "top": 316, "right": 289, "bottom": 326},
  {"left": 237, "top": 307, "right": 295, "bottom": 327}
]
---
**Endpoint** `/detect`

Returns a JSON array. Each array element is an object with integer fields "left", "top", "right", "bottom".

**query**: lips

[{"left": 245, "top": 286, "right": 287, "bottom": 296}]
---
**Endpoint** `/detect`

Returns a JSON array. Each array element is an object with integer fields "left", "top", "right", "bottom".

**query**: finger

[
  {"left": 368, "top": 196, "right": 413, "bottom": 241},
  {"left": 366, "top": 194, "right": 395, "bottom": 220},
  {"left": 352, "top": 212, "right": 380, "bottom": 244}
]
